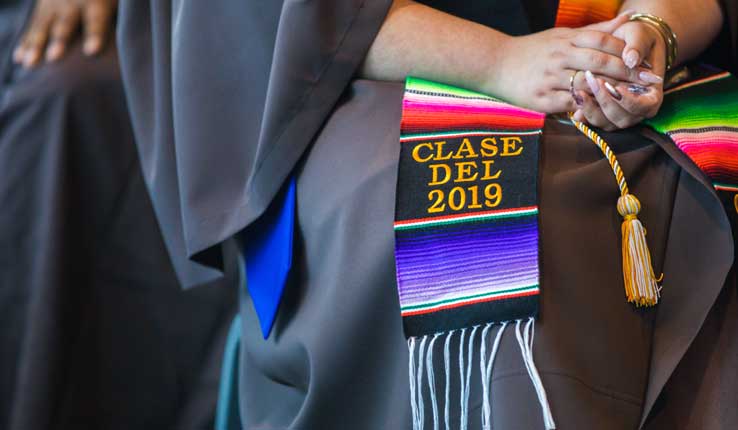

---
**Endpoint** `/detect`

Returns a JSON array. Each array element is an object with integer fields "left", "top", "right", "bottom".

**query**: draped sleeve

[{"left": 116, "top": 0, "right": 393, "bottom": 287}]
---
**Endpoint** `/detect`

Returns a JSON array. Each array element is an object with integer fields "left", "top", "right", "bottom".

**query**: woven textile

[
  {"left": 395, "top": 78, "right": 545, "bottom": 337},
  {"left": 646, "top": 68, "right": 738, "bottom": 193},
  {"left": 554, "top": 0, "right": 623, "bottom": 28}
]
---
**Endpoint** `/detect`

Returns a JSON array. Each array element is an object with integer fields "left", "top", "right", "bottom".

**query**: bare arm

[
  {"left": 359, "top": 1, "right": 507, "bottom": 95},
  {"left": 359, "top": 1, "right": 647, "bottom": 113}
]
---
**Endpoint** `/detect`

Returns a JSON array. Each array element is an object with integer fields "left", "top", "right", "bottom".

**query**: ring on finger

[{"left": 570, "top": 70, "right": 583, "bottom": 105}]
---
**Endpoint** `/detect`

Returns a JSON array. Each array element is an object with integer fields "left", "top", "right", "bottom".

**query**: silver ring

[{"left": 570, "top": 70, "right": 582, "bottom": 97}]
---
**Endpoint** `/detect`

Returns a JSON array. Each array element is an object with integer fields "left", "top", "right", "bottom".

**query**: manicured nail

[
  {"left": 13, "top": 47, "right": 23, "bottom": 63},
  {"left": 628, "top": 84, "right": 649, "bottom": 95},
  {"left": 641, "top": 59, "right": 653, "bottom": 69},
  {"left": 573, "top": 110, "right": 585, "bottom": 122},
  {"left": 23, "top": 49, "right": 39, "bottom": 67},
  {"left": 46, "top": 42, "right": 63, "bottom": 61},
  {"left": 624, "top": 49, "right": 639, "bottom": 69},
  {"left": 573, "top": 92, "right": 584, "bottom": 106},
  {"left": 83, "top": 37, "right": 101, "bottom": 55},
  {"left": 639, "top": 71, "right": 663, "bottom": 84},
  {"left": 585, "top": 70, "right": 599, "bottom": 95},
  {"left": 604, "top": 81, "right": 622, "bottom": 100}
]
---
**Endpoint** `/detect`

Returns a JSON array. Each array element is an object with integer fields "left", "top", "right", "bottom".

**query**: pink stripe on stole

[
  {"left": 403, "top": 93, "right": 544, "bottom": 121},
  {"left": 670, "top": 131, "right": 738, "bottom": 182}
]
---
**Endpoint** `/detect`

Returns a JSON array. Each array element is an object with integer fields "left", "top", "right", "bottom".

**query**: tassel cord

[{"left": 569, "top": 115, "right": 663, "bottom": 307}]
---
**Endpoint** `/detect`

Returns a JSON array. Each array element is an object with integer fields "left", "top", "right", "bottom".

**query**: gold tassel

[
  {"left": 617, "top": 194, "right": 663, "bottom": 306},
  {"left": 568, "top": 114, "right": 664, "bottom": 307}
]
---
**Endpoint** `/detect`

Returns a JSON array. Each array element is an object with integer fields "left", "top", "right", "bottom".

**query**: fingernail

[
  {"left": 23, "top": 50, "right": 39, "bottom": 67},
  {"left": 585, "top": 70, "right": 599, "bottom": 95},
  {"left": 639, "top": 71, "right": 663, "bottom": 84},
  {"left": 628, "top": 84, "right": 649, "bottom": 95},
  {"left": 604, "top": 81, "right": 623, "bottom": 100},
  {"left": 83, "top": 37, "right": 101, "bottom": 55},
  {"left": 46, "top": 42, "right": 63, "bottom": 61},
  {"left": 624, "top": 49, "right": 639, "bottom": 69},
  {"left": 573, "top": 92, "right": 584, "bottom": 106},
  {"left": 573, "top": 110, "right": 584, "bottom": 122},
  {"left": 641, "top": 59, "right": 653, "bottom": 69},
  {"left": 13, "top": 47, "right": 23, "bottom": 63}
]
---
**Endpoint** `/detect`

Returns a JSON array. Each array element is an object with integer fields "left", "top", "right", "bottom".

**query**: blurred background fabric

[{"left": 0, "top": 1, "right": 238, "bottom": 429}]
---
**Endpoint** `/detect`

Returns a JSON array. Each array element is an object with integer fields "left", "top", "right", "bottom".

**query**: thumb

[
  {"left": 619, "top": 23, "right": 656, "bottom": 69},
  {"left": 584, "top": 9, "right": 633, "bottom": 33}
]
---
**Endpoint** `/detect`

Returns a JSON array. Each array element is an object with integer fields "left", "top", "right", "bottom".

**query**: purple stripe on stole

[{"left": 395, "top": 216, "right": 539, "bottom": 306}]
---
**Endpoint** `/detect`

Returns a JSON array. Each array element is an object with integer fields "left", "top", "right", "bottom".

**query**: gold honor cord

[{"left": 569, "top": 114, "right": 663, "bottom": 306}]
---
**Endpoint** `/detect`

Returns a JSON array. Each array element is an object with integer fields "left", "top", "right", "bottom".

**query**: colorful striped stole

[
  {"left": 645, "top": 67, "right": 738, "bottom": 194},
  {"left": 554, "top": 0, "right": 623, "bottom": 28},
  {"left": 396, "top": 78, "right": 555, "bottom": 430}
]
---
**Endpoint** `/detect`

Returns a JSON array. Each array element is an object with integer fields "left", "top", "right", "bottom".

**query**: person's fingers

[
  {"left": 20, "top": 14, "right": 54, "bottom": 68},
  {"left": 575, "top": 90, "right": 618, "bottom": 131},
  {"left": 585, "top": 72, "right": 643, "bottom": 129},
  {"left": 572, "top": 31, "right": 626, "bottom": 57},
  {"left": 583, "top": 9, "right": 633, "bottom": 33},
  {"left": 547, "top": 90, "right": 579, "bottom": 113},
  {"left": 611, "top": 83, "right": 662, "bottom": 118},
  {"left": 618, "top": 22, "right": 659, "bottom": 69},
  {"left": 565, "top": 47, "right": 653, "bottom": 84},
  {"left": 560, "top": 68, "right": 622, "bottom": 93},
  {"left": 46, "top": 7, "right": 81, "bottom": 62},
  {"left": 82, "top": 0, "right": 115, "bottom": 55}
]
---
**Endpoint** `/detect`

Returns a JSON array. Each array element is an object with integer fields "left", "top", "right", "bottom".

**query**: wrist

[
  {"left": 629, "top": 13, "right": 678, "bottom": 70},
  {"left": 478, "top": 32, "right": 516, "bottom": 99}
]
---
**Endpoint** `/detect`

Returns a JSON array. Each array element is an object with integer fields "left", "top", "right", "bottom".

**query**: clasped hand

[{"left": 491, "top": 12, "right": 667, "bottom": 131}]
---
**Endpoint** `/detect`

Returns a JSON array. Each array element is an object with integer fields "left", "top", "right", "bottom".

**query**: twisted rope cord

[{"left": 568, "top": 114, "right": 663, "bottom": 306}]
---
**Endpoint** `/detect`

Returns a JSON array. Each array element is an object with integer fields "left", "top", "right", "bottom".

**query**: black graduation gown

[
  {"left": 0, "top": 2, "right": 239, "bottom": 428},
  {"left": 116, "top": 0, "right": 738, "bottom": 428}
]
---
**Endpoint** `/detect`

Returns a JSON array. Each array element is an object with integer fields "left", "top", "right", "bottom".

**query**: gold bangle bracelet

[{"left": 629, "top": 13, "right": 678, "bottom": 71}]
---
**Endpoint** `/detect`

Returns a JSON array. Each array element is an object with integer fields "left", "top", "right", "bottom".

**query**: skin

[
  {"left": 13, "top": 0, "right": 118, "bottom": 68},
  {"left": 574, "top": 0, "right": 724, "bottom": 130},
  {"left": 361, "top": 0, "right": 725, "bottom": 130},
  {"left": 14, "top": 0, "right": 724, "bottom": 130}
]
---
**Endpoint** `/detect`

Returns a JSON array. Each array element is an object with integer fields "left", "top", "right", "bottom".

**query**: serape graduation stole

[
  {"left": 395, "top": 78, "right": 555, "bottom": 430},
  {"left": 645, "top": 66, "right": 738, "bottom": 195}
]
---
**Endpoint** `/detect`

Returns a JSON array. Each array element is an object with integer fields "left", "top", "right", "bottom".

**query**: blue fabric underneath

[
  {"left": 243, "top": 178, "right": 296, "bottom": 338},
  {"left": 215, "top": 315, "right": 242, "bottom": 430}
]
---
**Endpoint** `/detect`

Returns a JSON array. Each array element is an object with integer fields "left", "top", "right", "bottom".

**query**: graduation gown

[
  {"left": 116, "top": 0, "right": 738, "bottom": 428},
  {"left": 0, "top": 2, "right": 238, "bottom": 428}
]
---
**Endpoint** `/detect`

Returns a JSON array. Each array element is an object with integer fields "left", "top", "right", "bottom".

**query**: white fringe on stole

[
  {"left": 426, "top": 334, "right": 441, "bottom": 430},
  {"left": 408, "top": 318, "right": 555, "bottom": 430},
  {"left": 443, "top": 331, "right": 453, "bottom": 430},
  {"left": 515, "top": 318, "right": 556, "bottom": 429}
]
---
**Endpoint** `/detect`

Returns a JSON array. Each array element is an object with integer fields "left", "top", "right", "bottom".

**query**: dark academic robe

[
  {"left": 0, "top": 2, "right": 238, "bottom": 429},
  {"left": 116, "top": 0, "right": 738, "bottom": 429}
]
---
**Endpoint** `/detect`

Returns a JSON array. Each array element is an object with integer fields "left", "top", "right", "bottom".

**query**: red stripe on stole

[{"left": 401, "top": 289, "right": 540, "bottom": 317}]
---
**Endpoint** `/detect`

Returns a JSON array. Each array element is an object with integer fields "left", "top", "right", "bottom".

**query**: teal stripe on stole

[{"left": 215, "top": 315, "right": 242, "bottom": 430}]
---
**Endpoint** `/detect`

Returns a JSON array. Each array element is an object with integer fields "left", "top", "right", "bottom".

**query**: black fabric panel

[{"left": 403, "top": 295, "right": 539, "bottom": 336}]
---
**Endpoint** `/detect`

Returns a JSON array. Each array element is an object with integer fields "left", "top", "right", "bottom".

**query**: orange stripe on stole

[{"left": 554, "top": 0, "right": 623, "bottom": 28}]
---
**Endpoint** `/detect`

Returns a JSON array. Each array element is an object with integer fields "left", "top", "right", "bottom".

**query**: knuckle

[{"left": 589, "top": 52, "right": 608, "bottom": 69}]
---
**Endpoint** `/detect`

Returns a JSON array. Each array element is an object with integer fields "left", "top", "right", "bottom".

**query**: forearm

[
  {"left": 620, "top": 0, "right": 724, "bottom": 65},
  {"left": 359, "top": 0, "right": 509, "bottom": 94}
]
